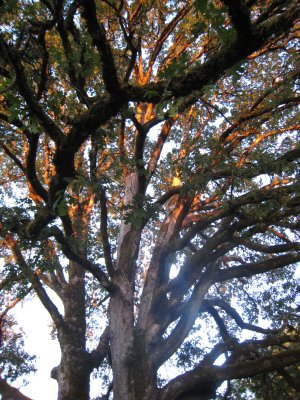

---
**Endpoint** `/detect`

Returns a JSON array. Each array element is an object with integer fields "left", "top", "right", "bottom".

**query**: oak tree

[{"left": 0, "top": 1, "right": 300, "bottom": 399}]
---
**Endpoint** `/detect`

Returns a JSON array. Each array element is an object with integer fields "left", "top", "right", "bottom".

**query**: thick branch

[
  {"left": 99, "top": 187, "right": 115, "bottom": 276},
  {"left": 162, "top": 348, "right": 300, "bottom": 400},
  {"left": 217, "top": 253, "right": 300, "bottom": 283},
  {"left": 154, "top": 263, "right": 218, "bottom": 367},
  {"left": 222, "top": 0, "right": 252, "bottom": 38},
  {"left": 233, "top": 237, "right": 299, "bottom": 254},
  {"left": 127, "top": 0, "right": 299, "bottom": 102},
  {"left": 25, "top": 134, "right": 48, "bottom": 202},
  {"left": 79, "top": 0, "right": 120, "bottom": 95},
  {"left": 89, "top": 326, "right": 110, "bottom": 369},
  {"left": 0, "top": 378, "right": 33, "bottom": 400}
]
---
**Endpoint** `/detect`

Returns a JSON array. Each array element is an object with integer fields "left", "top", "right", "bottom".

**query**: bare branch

[
  {"left": 89, "top": 326, "right": 110, "bottom": 369},
  {"left": 205, "top": 299, "right": 283, "bottom": 335}
]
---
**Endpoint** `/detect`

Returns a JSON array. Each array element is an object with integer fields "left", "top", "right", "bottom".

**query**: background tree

[
  {"left": 0, "top": 1, "right": 300, "bottom": 399},
  {"left": 0, "top": 283, "right": 36, "bottom": 400}
]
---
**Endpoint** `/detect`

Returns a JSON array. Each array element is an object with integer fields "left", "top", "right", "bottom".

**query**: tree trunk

[
  {"left": 109, "top": 171, "right": 160, "bottom": 400},
  {"left": 109, "top": 287, "right": 160, "bottom": 400},
  {"left": 53, "top": 262, "right": 90, "bottom": 400}
]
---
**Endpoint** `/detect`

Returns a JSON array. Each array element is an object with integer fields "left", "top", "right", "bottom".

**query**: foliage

[
  {"left": 0, "top": 284, "right": 36, "bottom": 386},
  {"left": 0, "top": 1, "right": 300, "bottom": 399},
  {"left": 0, "top": 314, "right": 37, "bottom": 384}
]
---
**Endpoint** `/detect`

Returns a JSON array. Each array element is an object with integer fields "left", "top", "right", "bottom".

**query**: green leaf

[{"left": 146, "top": 90, "right": 160, "bottom": 100}]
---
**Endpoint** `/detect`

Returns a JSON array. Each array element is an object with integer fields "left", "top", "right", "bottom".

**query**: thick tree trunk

[
  {"left": 109, "top": 288, "right": 160, "bottom": 400},
  {"left": 109, "top": 172, "right": 160, "bottom": 400},
  {"left": 53, "top": 262, "right": 90, "bottom": 400}
]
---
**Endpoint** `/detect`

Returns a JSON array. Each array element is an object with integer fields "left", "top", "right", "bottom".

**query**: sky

[{"left": 13, "top": 299, "right": 60, "bottom": 400}]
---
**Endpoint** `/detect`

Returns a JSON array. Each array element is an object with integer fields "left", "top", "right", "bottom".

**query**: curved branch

[
  {"left": 233, "top": 237, "right": 299, "bottom": 254},
  {"left": 0, "top": 35, "right": 63, "bottom": 144},
  {"left": 161, "top": 348, "right": 300, "bottom": 400},
  {"left": 99, "top": 187, "right": 115, "bottom": 276},
  {"left": 203, "top": 302, "right": 231, "bottom": 342},
  {"left": 25, "top": 133, "right": 48, "bottom": 202},
  {"left": 205, "top": 299, "right": 283, "bottom": 335}
]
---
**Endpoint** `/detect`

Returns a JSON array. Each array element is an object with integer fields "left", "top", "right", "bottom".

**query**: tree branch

[
  {"left": 0, "top": 35, "right": 63, "bottom": 144},
  {"left": 162, "top": 348, "right": 300, "bottom": 400},
  {"left": 205, "top": 299, "right": 283, "bottom": 335},
  {"left": 89, "top": 326, "right": 110, "bottom": 369},
  {"left": 25, "top": 133, "right": 48, "bottom": 202},
  {"left": 99, "top": 187, "right": 115, "bottom": 276},
  {"left": 5, "top": 234, "right": 65, "bottom": 329},
  {"left": 0, "top": 141, "right": 25, "bottom": 172},
  {"left": 127, "top": 0, "right": 299, "bottom": 102},
  {"left": 45, "top": 227, "right": 113, "bottom": 291},
  {"left": 146, "top": 4, "right": 191, "bottom": 78},
  {"left": 233, "top": 237, "right": 299, "bottom": 254},
  {"left": 217, "top": 253, "right": 300, "bottom": 283},
  {"left": 154, "top": 263, "right": 218, "bottom": 367},
  {"left": 222, "top": 0, "right": 252, "bottom": 39},
  {"left": 78, "top": 0, "right": 120, "bottom": 95},
  {"left": 55, "top": 2, "right": 89, "bottom": 106},
  {"left": 0, "top": 378, "right": 33, "bottom": 400}
]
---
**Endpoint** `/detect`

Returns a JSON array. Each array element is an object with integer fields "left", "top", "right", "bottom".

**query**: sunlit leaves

[{"left": 0, "top": 1, "right": 299, "bottom": 398}]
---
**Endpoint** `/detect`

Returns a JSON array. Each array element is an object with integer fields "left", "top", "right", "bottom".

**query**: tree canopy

[{"left": 0, "top": 1, "right": 300, "bottom": 399}]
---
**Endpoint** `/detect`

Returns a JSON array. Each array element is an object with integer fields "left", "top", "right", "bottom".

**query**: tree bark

[{"left": 52, "top": 262, "right": 90, "bottom": 400}]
